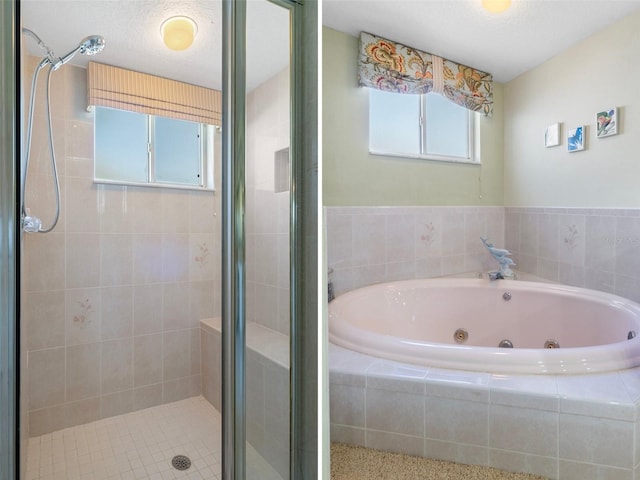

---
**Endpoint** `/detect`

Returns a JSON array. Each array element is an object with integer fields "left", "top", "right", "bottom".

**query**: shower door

[
  {"left": 222, "top": 0, "right": 317, "bottom": 478},
  {"left": 0, "top": 1, "right": 18, "bottom": 479}
]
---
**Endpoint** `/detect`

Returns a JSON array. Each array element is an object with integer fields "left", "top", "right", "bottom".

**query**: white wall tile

[
  {"left": 101, "top": 285, "right": 132, "bottom": 341},
  {"left": 490, "top": 450, "right": 558, "bottom": 479},
  {"left": 424, "top": 439, "right": 488, "bottom": 467},
  {"left": 426, "top": 397, "right": 488, "bottom": 446},
  {"left": 366, "top": 430, "right": 424, "bottom": 457},
  {"left": 490, "top": 405, "right": 558, "bottom": 457},
  {"left": 28, "top": 348, "right": 66, "bottom": 410},
  {"left": 100, "top": 234, "right": 132, "bottom": 286},
  {"left": 559, "top": 460, "right": 632, "bottom": 480},
  {"left": 133, "top": 334, "right": 163, "bottom": 388},
  {"left": 162, "top": 330, "right": 190, "bottom": 381},
  {"left": 66, "top": 343, "right": 100, "bottom": 402},
  {"left": 25, "top": 291, "right": 65, "bottom": 351},
  {"left": 366, "top": 388, "right": 424, "bottom": 437},
  {"left": 330, "top": 384, "right": 365, "bottom": 428},
  {"left": 101, "top": 338, "right": 133, "bottom": 395},
  {"left": 559, "top": 414, "right": 634, "bottom": 468}
]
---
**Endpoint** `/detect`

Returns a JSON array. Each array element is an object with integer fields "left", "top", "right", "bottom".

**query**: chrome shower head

[
  {"left": 79, "top": 35, "right": 106, "bottom": 56},
  {"left": 53, "top": 35, "right": 105, "bottom": 69}
]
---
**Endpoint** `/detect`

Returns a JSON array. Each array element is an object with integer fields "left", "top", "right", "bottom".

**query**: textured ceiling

[
  {"left": 21, "top": 0, "right": 291, "bottom": 92},
  {"left": 323, "top": 0, "right": 640, "bottom": 83}
]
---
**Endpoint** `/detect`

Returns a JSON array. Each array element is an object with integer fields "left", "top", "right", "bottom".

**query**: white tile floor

[{"left": 26, "top": 396, "right": 283, "bottom": 480}]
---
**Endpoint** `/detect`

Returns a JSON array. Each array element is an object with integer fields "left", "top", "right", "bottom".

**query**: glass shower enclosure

[{"left": 0, "top": 0, "right": 317, "bottom": 478}]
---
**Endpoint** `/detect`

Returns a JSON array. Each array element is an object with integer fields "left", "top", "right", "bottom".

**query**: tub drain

[{"left": 172, "top": 455, "right": 191, "bottom": 471}]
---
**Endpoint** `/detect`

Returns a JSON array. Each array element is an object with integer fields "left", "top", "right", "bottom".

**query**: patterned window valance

[
  {"left": 358, "top": 32, "right": 493, "bottom": 116},
  {"left": 87, "top": 62, "right": 221, "bottom": 126}
]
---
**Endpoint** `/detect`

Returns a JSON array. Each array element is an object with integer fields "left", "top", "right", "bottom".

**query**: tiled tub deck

[{"left": 329, "top": 343, "right": 640, "bottom": 480}]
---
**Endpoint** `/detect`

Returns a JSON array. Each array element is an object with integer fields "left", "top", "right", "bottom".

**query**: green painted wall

[{"left": 322, "top": 27, "right": 504, "bottom": 206}]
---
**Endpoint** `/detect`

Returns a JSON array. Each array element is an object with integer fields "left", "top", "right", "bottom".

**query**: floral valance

[{"left": 358, "top": 32, "right": 493, "bottom": 116}]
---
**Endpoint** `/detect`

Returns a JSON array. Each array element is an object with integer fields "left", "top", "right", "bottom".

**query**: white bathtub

[{"left": 328, "top": 278, "right": 640, "bottom": 374}]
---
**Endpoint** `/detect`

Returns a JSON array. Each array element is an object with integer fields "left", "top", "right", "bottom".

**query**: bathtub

[{"left": 328, "top": 278, "right": 640, "bottom": 374}]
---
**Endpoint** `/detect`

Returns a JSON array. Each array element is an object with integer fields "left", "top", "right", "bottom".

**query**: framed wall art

[
  {"left": 544, "top": 123, "right": 560, "bottom": 147},
  {"left": 567, "top": 126, "right": 585, "bottom": 153},
  {"left": 596, "top": 107, "right": 618, "bottom": 138}
]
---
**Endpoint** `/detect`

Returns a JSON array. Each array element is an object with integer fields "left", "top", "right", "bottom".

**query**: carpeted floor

[{"left": 330, "top": 443, "right": 548, "bottom": 480}]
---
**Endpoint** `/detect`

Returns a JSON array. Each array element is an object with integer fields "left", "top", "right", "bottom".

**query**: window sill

[
  {"left": 369, "top": 149, "right": 481, "bottom": 166},
  {"left": 94, "top": 178, "right": 215, "bottom": 192}
]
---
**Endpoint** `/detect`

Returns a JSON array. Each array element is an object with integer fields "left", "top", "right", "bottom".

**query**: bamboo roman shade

[
  {"left": 358, "top": 32, "right": 493, "bottom": 116},
  {"left": 87, "top": 62, "right": 221, "bottom": 126}
]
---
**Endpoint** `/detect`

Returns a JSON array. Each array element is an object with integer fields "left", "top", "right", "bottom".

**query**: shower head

[
  {"left": 53, "top": 35, "right": 105, "bottom": 70},
  {"left": 79, "top": 35, "right": 106, "bottom": 56}
]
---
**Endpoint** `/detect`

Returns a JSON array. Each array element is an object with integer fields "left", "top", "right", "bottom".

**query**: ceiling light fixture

[
  {"left": 161, "top": 16, "right": 198, "bottom": 51},
  {"left": 482, "top": 0, "right": 511, "bottom": 13}
]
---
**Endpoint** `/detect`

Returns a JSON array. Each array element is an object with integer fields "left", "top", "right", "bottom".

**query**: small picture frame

[
  {"left": 596, "top": 107, "right": 618, "bottom": 138},
  {"left": 544, "top": 123, "right": 560, "bottom": 147},
  {"left": 567, "top": 126, "right": 585, "bottom": 153}
]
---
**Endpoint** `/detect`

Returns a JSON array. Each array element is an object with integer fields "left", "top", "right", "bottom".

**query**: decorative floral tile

[
  {"left": 195, "top": 243, "right": 210, "bottom": 268},
  {"left": 564, "top": 224, "right": 580, "bottom": 251},
  {"left": 72, "top": 298, "right": 93, "bottom": 328},
  {"left": 419, "top": 222, "right": 436, "bottom": 247}
]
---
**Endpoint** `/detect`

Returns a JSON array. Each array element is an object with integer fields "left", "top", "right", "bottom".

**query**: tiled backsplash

[
  {"left": 326, "top": 206, "right": 640, "bottom": 303},
  {"left": 326, "top": 206, "right": 505, "bottom": 297},
  {"left": 505, "top": 207, "right": 640, "bottom": 303},
  {"left": 23, "top": 60, "right": 220, "bottom": 436}
]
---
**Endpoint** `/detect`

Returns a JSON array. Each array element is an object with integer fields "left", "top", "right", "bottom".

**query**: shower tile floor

[{"left": 26, "top": 396, "right": 283, "bottom": 480}]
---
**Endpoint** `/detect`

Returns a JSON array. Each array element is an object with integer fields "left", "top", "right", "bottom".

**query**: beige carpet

[{"left": 330, "top": 443, "right": 548, "bottom": 480}]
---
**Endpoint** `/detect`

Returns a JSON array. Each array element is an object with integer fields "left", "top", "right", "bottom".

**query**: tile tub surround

[
  {"left": 505, "top": 207, "right": 640, "bottom": 303},
  {"left": 325, "top": 206, "right": 505, "bottom": 297},
  {"left": 326, "top": 206, "right": 640, "bottom": 303},
  {"left": 22, "top": 59, "right": 220, "bottom": 436},
  {"left": 200, "top": 317, "right": 290, "bottom": 480},
  {"left": 329, "top": 344, "right": 640, "bottom": 480}
]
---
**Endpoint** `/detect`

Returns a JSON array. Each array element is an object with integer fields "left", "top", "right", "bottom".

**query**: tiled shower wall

[
  {"left": 23, "top": 58, "right": 220, "bottom": 436},
  {"left": 246, "top": 67, "right": 290, "bottom": 335},
  {"left": 505, "top": 207, "right": 640, "bottom": 303},
  {"left": 325, "top": 206, "right": 505, "bottom": 297}
]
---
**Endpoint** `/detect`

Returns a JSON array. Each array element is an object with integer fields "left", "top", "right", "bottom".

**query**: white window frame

[
  {"left": 93, "top": 106, "right": 216, "bottom": 191},
  {"left": 369, "top": 91, "right": 481, "bottom": 165}
]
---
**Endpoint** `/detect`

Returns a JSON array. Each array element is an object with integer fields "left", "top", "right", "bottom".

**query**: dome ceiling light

[
  {"left": 161, "top": 16, "right": 198, "bottom": 51},
  {"left": 482, "top": 0, "right": 512, "bottom": 14}
]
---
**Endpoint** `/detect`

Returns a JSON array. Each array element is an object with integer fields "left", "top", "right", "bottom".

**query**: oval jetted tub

[{"left": 328, "top": 278, "right": 640, "bottom": 374}]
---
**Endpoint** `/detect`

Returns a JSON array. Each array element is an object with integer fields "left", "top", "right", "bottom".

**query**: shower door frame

[
  {"left": 222, "top": 0, "right": 317, "bottom": 478},
  {"left": 0, "top": 1, "right": 19, "bottom": 480}
]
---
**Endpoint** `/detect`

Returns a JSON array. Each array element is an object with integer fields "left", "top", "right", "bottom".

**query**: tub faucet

[
  {"left": 328, "top": 267, "right": 335, "bottom": 302},
  {"left": 488, "top": 271, "right": 506, "bottom": 281},
  {"left": 328, "top": 281, "right": 335, "bottom": 302},
  {"left": 481, "top": 237, "right": 515, "bottom": 280}
]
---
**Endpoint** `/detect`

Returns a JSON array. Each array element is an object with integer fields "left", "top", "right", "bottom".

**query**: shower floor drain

[{"left": 172, "top": 455, "right": 192, "bottom": 471}]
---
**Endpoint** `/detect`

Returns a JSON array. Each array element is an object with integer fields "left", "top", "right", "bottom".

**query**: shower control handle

[{"left": 23, "top": 214, "right": 42, "bottom": 233}]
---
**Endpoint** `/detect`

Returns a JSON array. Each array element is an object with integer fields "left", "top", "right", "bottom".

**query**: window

[
  {"left": 369, "top": 89, "right": 479, "bottom": 164},
  {"left": 94, "top": 107, "right": 215, "bottom": 190}
]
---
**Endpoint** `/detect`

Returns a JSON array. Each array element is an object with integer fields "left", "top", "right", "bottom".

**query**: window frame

[
  {"left": 368, "top": 90, "right": 481, "bottom": 165},
  {"left": 93, "top": 106, "right": 216, "bottom": 191}
]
